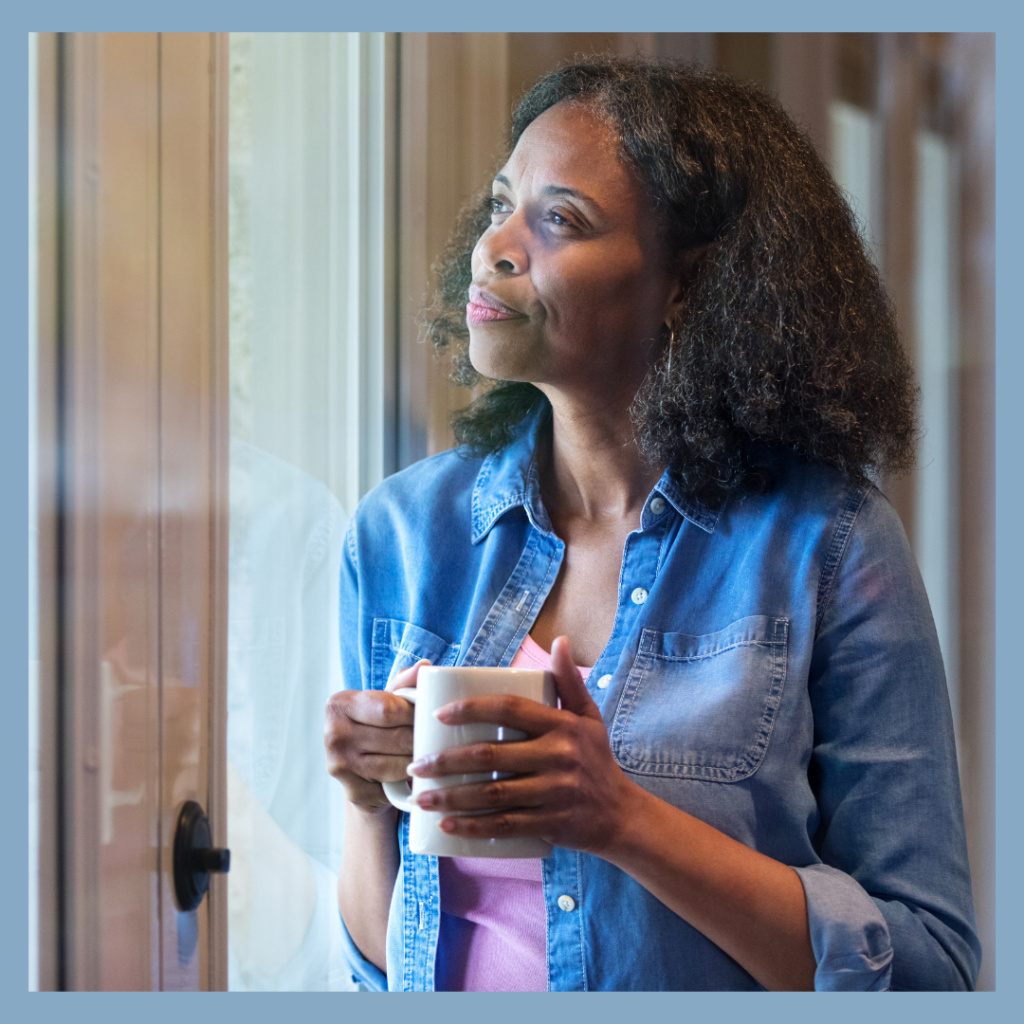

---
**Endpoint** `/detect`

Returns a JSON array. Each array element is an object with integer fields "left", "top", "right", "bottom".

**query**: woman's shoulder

[
  {"left": 723, "top": 453, "right": 915, "bottom": 585},
  {"left": 750, "top": 453, "right": 924, "bottom": 625},
  {"left": 350, "top": 445, "right": 486, "bottom": 534},
  {"left": 727, "top": 452, "right": 898, "bottom": 533}
]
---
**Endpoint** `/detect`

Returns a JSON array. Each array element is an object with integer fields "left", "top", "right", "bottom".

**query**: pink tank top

[{"left": 435, "top": 636, "right": 591, "bottom": 992}]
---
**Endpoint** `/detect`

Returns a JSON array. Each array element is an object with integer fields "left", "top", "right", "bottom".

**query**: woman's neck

[{"left": 537, "top": 392, "right": 665, "bottom": 523}]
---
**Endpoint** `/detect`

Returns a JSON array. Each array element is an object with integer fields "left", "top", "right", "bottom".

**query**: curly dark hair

[{"left": 424, "top": 54, "right": 917, "bottom": 507}]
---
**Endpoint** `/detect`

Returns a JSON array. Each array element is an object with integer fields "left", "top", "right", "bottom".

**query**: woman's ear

[{"left": 663, "top": 244, "right": 710, "bottom": 327}]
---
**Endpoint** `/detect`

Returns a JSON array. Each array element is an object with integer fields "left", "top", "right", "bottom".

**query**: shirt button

[
  {"left": 557, "top": 895, "right": 576, "bottom": 912},
  {"left": 631, "top": 587, "right": 648, "bottom": 605},
  {"left": 597, "top": 673, "right": 613, "bottom": 689},
  {"left": 650, "top": 496, "right": 666, "bottom": 516}
]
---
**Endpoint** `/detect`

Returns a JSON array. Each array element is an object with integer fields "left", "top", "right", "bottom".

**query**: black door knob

[{"left": 173, "top": 799, "right": 230, "bottom": 912}]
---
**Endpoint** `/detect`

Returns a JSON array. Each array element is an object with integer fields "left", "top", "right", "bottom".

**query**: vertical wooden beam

[
  {"left": 60, "top": 31, "right": 104, "bottom": 990},
  {"left": 207, "top": 30, "right": 231, "bottom": 995},
  {"left": 950, "top": 31, "right": 995, "bottom": 992},
  {"left": 507, "top": 34, "right": 619, "bottom": 107},
  {"left": 877, "top": 33, "right": 921, "bottom": 541},
  {"left": 773, "top": 33, "right": 835, "bottom": 164},
  {"left": 715, "top": 33, "right": 773, "bottom": 92},
  {"left": 654, "top": 33, "right": 715, "bottom": 68},
  {"left": 34, "top": 29, "right": 61, "bottom": 993},
  {"left": 397, "top": 32, "right": 430, "bottom": 467},
  {"left": 397, "top": 33, "right": 510, "bottom": 465},
  {"left": 157, "top": 30, "right": 216, "bottom": 991},
  {"left": 59, "top": 31, "right": 164, "bottom": 991}
]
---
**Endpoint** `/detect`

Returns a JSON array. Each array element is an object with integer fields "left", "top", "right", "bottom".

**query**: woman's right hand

[{"left": 323, "top": 660, "right": 427, "bottom": 814}]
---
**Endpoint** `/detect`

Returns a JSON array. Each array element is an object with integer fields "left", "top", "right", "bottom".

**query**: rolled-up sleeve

[
  {"left": 338, "top": 909, "right": 389, "bottom": 991},
  {"left": 805, "top": 486, "right": 981, "bottom": 991},
  {"left": 793, "top": 863, "right": 893, "bottom": 990}
]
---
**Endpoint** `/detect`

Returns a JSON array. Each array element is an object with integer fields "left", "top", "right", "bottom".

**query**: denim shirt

[{"left": 336, "top": 408, "right": 980, "bottom": 992}]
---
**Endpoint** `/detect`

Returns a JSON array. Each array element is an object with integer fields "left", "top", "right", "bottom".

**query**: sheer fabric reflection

[{"left": 227, "top": 439, "right": 352, "bottom": 990}]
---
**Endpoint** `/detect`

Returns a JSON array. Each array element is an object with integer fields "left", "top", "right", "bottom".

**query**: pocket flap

[
  {"left": 370, "top": 618, "right": 460, "bottom": 690},
  {"left": 612, "top": 616, "right": 789, "bottom": 782},
  {"left": 640, "top": 615, "right": 788, "bottom": 661}
]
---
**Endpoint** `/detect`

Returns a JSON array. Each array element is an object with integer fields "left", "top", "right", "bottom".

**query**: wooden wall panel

[
  {"left": 61, "top": 32, "right": 163, "bottom": 991},
  {"left": 951, "top": 31, "right": 995, "bottom": 992},
  {"left": 50, "top": 31, "right": 228, "bottom": 990},
  {"left": 35, "top": 30, "right": 61, "bottom": 993},
  {"left": 158, "top": 31, "right": 215, "bottom": 991},
  {"left": 877, "top": 33, "right": 922, "bottom": 543},
  {"left": 398, "top": 33, "right": 510, "bottom": 464}
]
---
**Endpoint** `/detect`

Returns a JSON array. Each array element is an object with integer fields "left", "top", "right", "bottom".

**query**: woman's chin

[{"left": 468, "top": 337, "right": 541, "bottom": 384}]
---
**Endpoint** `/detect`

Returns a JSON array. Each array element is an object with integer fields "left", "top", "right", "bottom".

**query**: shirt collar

[
  {"left": 470, "top": 402, "right": 722, "bottom": 543},
  {"left": 653, "top": 472, "right": 723, "bottom": 534}
]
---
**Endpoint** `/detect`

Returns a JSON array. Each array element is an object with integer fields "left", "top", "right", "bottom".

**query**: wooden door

[{"left": 36, "top": 32, "right": 228, "bottom": 990}]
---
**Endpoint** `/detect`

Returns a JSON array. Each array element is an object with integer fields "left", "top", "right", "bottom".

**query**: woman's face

[{"left": 468, "top": 100, "right": 683, "bottom": 398}]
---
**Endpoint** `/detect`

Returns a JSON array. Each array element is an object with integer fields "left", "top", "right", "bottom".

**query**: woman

[{"left": 324, "top": 56, "right": 980, "bottom": 991}]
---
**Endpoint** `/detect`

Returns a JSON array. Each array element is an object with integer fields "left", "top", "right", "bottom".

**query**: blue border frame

[{"left": 6, "top": 3, "right": 1017, "bottom": 1021}]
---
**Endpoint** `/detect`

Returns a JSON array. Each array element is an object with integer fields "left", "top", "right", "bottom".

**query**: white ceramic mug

[{"left": 383, "top": 666, "right": 556, "bottom": 858}]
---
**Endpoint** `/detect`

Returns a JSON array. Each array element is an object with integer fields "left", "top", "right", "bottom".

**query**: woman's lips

[
  {"left": 467, "top": 285, "right": 525, "bottom": 324},
  {"left": 466, "top": 302, "right": 523, "bottom": 323}
]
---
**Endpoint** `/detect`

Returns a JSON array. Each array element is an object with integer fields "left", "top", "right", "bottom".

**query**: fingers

[
  {"left": 325, "top": 715, "right": 412, "bottom": 758},
  {"left": 408, "top": 731, "right": 576, "bottom": 780},
  {"left": 324, "top": 689, "right": 415, "bottom": 794},
  {"left": 550, "top": 636, "right": 602, "bottom": 720},
  {"left": 386, "top": 658, "right": 431, "bottom": 692},
  {"left": 354, "top": 752, "right": 418, "bottom": 784},
  {"left": 330, "top": 688, "right": 415, "bottom": 729},
  {"left": 434, "top": 692, "right": 564, "bottom": 734},
  {"left": 325, "top": 721, "right": 413, "bottom": 774},
  {"left": 438, "top": 807, "right": 564, "bottom": 841},
  {"left": 414, "top": 773, "right": 566, "bottom": 814}
]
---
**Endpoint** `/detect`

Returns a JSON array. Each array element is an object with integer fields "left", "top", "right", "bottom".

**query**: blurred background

[{"left": 31, "top": 32, "right": 994, "bottom": 990}]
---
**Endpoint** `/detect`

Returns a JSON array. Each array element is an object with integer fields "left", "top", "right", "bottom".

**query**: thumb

[
  {"left": 386, "top": 658, "right": 431, "bottom": 692},
  {"left": 550, "top": 636, "right": 602, "bottom": 720}
]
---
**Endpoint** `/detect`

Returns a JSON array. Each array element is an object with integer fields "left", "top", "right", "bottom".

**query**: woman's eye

[
  {"left": 487, "top": 196, "right": 510, "bottom": 216},
  {"left": 547, "top": 210, "right": 576, "bottom": 229}
]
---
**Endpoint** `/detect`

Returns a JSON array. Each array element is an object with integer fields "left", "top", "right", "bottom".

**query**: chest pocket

[
  {"left": 609, "top": 615, "right": 788, "bottom": 782},
  {"left": 370, "top": 618, "right": 461, "bottom": 690}
]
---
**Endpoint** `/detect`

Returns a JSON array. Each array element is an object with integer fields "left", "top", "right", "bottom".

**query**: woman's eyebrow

[
  {"left": 542, "top": 184, "right": 597, "bottom": 205},
  {"left": 492, "top": 173, "right": 598, "bottom": 207}
]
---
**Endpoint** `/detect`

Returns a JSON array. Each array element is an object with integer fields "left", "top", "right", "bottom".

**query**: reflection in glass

[{"left": 227, "top": 31, "right": 388, "bottom": 990}]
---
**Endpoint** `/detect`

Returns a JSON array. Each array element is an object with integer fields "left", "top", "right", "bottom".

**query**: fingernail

[
  {"left": 432, "top": 706, "right": 450, "bottom": 721},
  {"left": 439, "top": 818, "right": 457, "bottom": 833},
  {"left": 407, "top": 759, "right": 425, "bottom": 776}
]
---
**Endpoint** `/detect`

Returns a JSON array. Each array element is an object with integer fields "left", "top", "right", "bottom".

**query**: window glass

[
  {"left": 830, "top": 99, "right": 882, "bottom": 262},
  {"left": 915, "top": 128, "right": 960, "bottom": 737},
  {"left": 227, "top": 31, "right": 388, "bottom": 990}
]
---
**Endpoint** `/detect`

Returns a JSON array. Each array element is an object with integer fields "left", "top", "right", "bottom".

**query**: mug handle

[{"left": 381, "top": 688, "right": 418, "bottom": 812}]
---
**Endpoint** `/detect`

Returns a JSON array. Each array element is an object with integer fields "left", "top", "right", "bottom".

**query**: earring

[{"left": 664, "top": 323, "right": 680, "bottom": 376}]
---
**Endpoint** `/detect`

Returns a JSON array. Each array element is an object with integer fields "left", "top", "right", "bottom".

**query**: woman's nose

[{"left": 474, "top": 216, "right": 528, "bottom": 275}]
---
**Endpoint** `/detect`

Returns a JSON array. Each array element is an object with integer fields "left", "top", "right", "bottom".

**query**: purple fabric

[{"left": 435, "top": 637, "right": 590, "bottom": 991}]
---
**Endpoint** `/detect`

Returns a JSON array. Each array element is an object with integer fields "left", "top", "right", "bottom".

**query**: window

[
  {"left": 225, "top": 31, "right": 393, "bottom": 990},
  {"left": 914, "top": 126, "right": 960, "bottom": 735}
]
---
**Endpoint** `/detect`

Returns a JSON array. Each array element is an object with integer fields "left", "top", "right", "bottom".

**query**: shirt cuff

[
  {"left": 338, "top": 908, "right": 389, "bottom": 991},
  {"left": 793, "top": 863, "right": 894, "bottom": 991}
]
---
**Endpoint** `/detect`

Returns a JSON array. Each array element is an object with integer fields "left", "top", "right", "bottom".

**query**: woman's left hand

[{"left": 407, "top": 636, "right": 638, "bottom": 855}]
